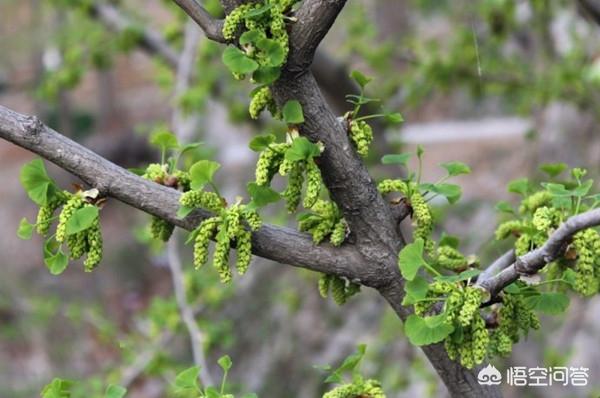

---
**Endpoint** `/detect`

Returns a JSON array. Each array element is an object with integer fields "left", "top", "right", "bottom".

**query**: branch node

[
  {"left": 22, "top": 115, "right": 43, "bottom": 136},
  {"left": 514, "top": 258, "right": 532, "bottom": 275}
]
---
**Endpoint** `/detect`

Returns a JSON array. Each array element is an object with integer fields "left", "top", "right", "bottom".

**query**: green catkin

[
  {"left": 142, "top": 164, "right": 187, "bottom": 242},
  {"left": 308, "top": 221, "right": 331, "bottom": 244},
  {"left": 142, "top": 163, "right": 168, "bottom": 183},
  {"left": 235, "top": 228, "right": 252, "bottom": 275},
  {"left": 282, "top": 161, "right": 305, "bottom": 212},
  {"left": 436, "top": 245, "right": 467, "bottom": 270},
  {"left": 298, "top": 202, "right": 346, "bottom": 245},
  {"left": 519, "top": 190, "right": 553, "bottom": 215},
  {"left": 172, "top": 169, "right": 191, "bottom": 191},
  {"left": 410, "top": 191, "right": 433, "bottom": 251},
  {"left": 222, "top": 3, "right": 254, "bottom": 41},
  {"left": 242, "top": 207, "right": 262, "bottom": 231},
  {"left": 349, "top": 120, "right": 374, "bottom": 157},
  {"left": 249, "top": 87, "right": 273, "bottom": 119},
  {"left": 377, "top": 179, "right": 409, "bottom": 196},
  {"left": 331, "top": 276, "right": 347, "bottom": 305},
  {"left": 225, "top": 205, "right": 242, "bottom": 239},
  {"left": 430, "top": 280, "right": 454, "bottom": 295},
  {"left": 318, "top": 273, "right": 332, "bottom": 298},
  {"left": 416, "top": 281, "right": 453, "bottom": 317},
  {"left": 189, "top": 205, "right": 260, "bottom": 280},
  {"left": 489, "top": 293, "right": 540, "bottom": 357},
  {"left": 67, "top": 231, "right": 87, "bottom": 260},
  {"left": 444, "top": 289, "right": 464, "bottom": 324},
  {"left": 36, "top": 195, "right": 65, "bottom": 236},
  {"left": 442, "top": 288, "right": 490, "bottom": 369},
  {"left": 150, "top": 216, "right": 175, "bottom": 242},
  {"left": 214, "top": 228, "right": 232, "bottom": 283},
  {"left": 514, "top": 234, "right": 532, "bottom": 256},
  {"left": 458, "top": 288, "right": 483, "bottom": 327},
  {"left": 323, "top": 379, "right": 385, "bottom": 398},
  {"left": 179, "top": 190, "right": 223, "bottom": 212},
  {"left": 56, "top": 194, "right": 85, "bottom": 243},
  {"left": 255, "top": 144, "right": 287, "bottom": 185},
  {"left": 278, "top": 156, "right": 296, "bottom": 176},
  {"left": 193, "top": 217, "right": 220, "bottom": 269},
  {"left": 269, "top": 4, "right": 289, "bottom": 59},
  {"left": 572, "top": 229, "right": 600, "bottom": 296},
  {"left": 445, "top": 338, "right": 460, "bottom": 361},
  {"left": 303, "top": 159, "right": 322, "bottom": 209},
  {"left": 495, "top": 219, "right": 524, "bottom": 240},
  {"left": 414, "top": 300, "right": 435, "bottom": 317},
  {"left": 532, "top": 206, "right": 560, "bottom": 233},
  {"left": 471, "top": 315, "right": 490, "bottom": 365},
  {"left": 330, "top": 219, "right": 347, "bottom": 246},
  {"left": 83, "top": 220, "right": 102, "bottom": 271},
  {"left": 458, "top": 326, "right": 475, "bottom": 369}
]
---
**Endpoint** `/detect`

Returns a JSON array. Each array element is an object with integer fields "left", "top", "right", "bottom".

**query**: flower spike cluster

[
  {"left": 254, "top": 138, "right": 325, "bottom": 213},
  {"left": 33, "top": 188, "right": 104, "bottom": 272},
  {"left": 318, "top": 273, "right": 360, "bottom": 305},
  {"left": 180, "top": 191, "right": 262, "bottom": 283},
  {"left": 142, "top": 163, "right": 192, "bottom": 242}
]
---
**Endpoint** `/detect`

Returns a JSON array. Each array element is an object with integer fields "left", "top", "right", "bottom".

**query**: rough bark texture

[
  {"left": 173, "top": 0, "right": 501, "bottom": 396},
  {"left": 478, "top": 208, "right": 600, "bottom": 298},
  {"left": 0, "top": 105, "right": 367, "bottom": 280},
  {"left": 271, "top": 72, "right": 400, "bottom": 287},
  {"left": 0, "top": 0, "right": 527, "bottom": 395}
]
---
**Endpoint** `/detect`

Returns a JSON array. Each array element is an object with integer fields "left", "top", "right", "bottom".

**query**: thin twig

[
  {"left": 168, "top": 235, "right": 214, "bottom": 385},
  {"left": 172, "top": 0, "right": 226, "bottom": 43},
  {"left": 167, "top": 20, "right": 213, "bottom": 386},
  {"left": 477, "top": 208, "right": 600, "bottom": 299},
  {"left": 477, "top": 249, "right": 515, "bottom": 281},
  {"left": 90, "top": 2, "right": 179, "bottom": 67}
]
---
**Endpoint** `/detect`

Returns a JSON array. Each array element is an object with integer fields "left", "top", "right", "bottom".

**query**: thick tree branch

[
  {"left": 286, "top": 0, "right": 348, "bottom": 71},
  {"left": 94, "top": 1, "right": 357, "bottom": 117},
  {"left": 171, "top": 0, "right": 226, "bottom": 43},
  {"left": 578, "top": 0, "right": 600, "bottom": 27},
  {"left": 379, "top": 280, "right": 502, "bottom": 398},
  {"left": 478, "top": 208, "right": 600, "bottom": 298},
  {"left": 178, "top": 2, "right": 500, "bottom": 395},
  {"left": 0, "top": 105, "right": 369, "bottom": 281},
  {"left": 271, "top": 72, "right": 400, "bottom": 286}
]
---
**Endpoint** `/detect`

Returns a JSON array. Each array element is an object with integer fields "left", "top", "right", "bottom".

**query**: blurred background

[{"left": 1, "top": 0, "right": 600, "bottom": 397}]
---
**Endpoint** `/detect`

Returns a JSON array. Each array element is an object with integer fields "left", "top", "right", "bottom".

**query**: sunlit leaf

[{"left": 282, "top": 100, "right": 304, "bottom": 124}]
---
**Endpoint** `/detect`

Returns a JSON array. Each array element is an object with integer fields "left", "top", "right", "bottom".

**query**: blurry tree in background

[{"left": 2, "top": 0, "right": 600, "bottom": 397}]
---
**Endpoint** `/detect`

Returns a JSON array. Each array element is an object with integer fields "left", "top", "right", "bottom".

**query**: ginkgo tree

[{"left": 3, "top": 0, "right": 600, "bottom": 397}]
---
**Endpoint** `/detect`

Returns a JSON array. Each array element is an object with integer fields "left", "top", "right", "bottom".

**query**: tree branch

[
  {"left": 271, "top": 71, "right": 400, "bottom": 286},
  {"left": 90, "top": 2, "right": 180, "bottom": 68},
  {"left": 175, "top": 2, "right": 501, "bottom": 395},
  {"left": 93, "top": 2, "right": 359, "bottom": 117},
  {"left": 171, "top": 0, "right": 226, "bottom": 43},
  {"left": 578, "top": 0, "right": 600, "bottom": 27},
  {"left": 478, "top": 249, "right": 515, "bottom": 281},
  {"left": 379, "top": 280, "right": 502, "bottom": 398},
  {"left": 167, "top": 20, "right": 213, "bottom": 386},
  {"left": 477, "top": 208, "right": 600, "bottom": 299},
  {"left": 0, "top": 105, "right": 369, "bottom": 282},
  {"left": 168, "top": 234, "right": 214, "bottom": 385},
  {"left": 286, "top": 0, "right": 348, "bottom": 71}
]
